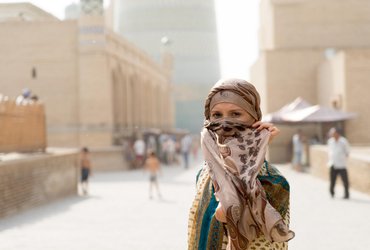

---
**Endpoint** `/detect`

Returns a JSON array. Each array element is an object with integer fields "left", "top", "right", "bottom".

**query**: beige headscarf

[
  {"left": 204, "top": 78, "right": 262, "bottom": 122},
  {"left": 201, "top": 78, "right": 294, "bottom": 250}
]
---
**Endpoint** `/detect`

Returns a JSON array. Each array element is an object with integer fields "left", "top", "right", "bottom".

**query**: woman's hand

[{"left": 252, "top": 121, "right": 280, "bottom": 143}]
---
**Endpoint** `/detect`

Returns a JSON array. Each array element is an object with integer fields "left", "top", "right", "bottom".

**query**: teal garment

[
  {"left": 193, "top": 160, "right": 290, "bottom": 250},
  {"left": 199, "top": 185, "right": 219, "bottom": 250}
]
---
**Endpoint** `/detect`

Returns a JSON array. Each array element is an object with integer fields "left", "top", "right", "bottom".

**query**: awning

[
  {"left": 281, "top": 105, "right": 357, "bottom": 122},
  {"left": 262, "top": 97, "right": 312, "bottom": 123}
]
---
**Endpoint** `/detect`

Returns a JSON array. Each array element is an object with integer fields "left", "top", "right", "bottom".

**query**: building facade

[
  {"left": 0, "top": 2, "right": 174, "bottom": 148},
  {"left": 251, "top": 0, "right": 370, "bottom": 162}
]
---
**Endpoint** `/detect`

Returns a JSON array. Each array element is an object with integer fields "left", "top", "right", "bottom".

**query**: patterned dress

[{"left": 188, "top": 161, "right": 291, "bottom": 250}]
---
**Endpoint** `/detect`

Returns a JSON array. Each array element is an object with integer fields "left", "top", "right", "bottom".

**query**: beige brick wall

[
  {"left": 0, "top": 151, "right": 78, "bottom": 218},
  {"left": 250, "top": 54, "right": 268, "bottom": 115},
  {"left": 317, "top": 52, "right": 346, "bottom": 108},
  {"left": 251, "top": 49, "right": 325, "bottom": 114},
  {"left": 264, "top": 49, "right": 324, "bottom": 111},
  {"left": 89, "top": 146, "right": 130, "bottom": 172},
  {"left": 317, "top": 49, "right": 370, "bottom": 144},
  {"left": 0, "top": 101, "right": 46, "bottom": 153},
  {"left": 343, "top": 49, "right": 370, "bottom": 144},
  {"left": 261, "top": 0, "right": 370, "bottom": 49},
  {"left": 0, "top": 20, "right": 80, "bottom": 146}
]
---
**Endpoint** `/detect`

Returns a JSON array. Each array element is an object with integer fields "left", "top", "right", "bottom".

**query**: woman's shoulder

[
  {"left": 196, "top": 163, "right": 209, "bottom": 182},
  {"left": 258, "top": 160, "right": 290, "bottom": 217},
  {"left": 258, "top": 160, "right": 290, "bottom": 191}
]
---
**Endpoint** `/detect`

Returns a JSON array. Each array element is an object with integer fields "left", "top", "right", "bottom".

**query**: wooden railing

[{"left": 0, "top": 100, "right": 46, "bottom": 153}]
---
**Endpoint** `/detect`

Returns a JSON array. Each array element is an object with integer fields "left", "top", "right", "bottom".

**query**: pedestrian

[
  {"left": 80, "top": 147, "right": 92, "bottom": 195},
  {"left": 159, "top": 134, "right": 169, "bottom": 164},
  {"left": 292, "top": 129, "right": 304, "bottom": 171},
  {"left": 188, "top": 78, "right": 294, "bottom": 250},
  {"left": 166, "top": 137, "right": 176, "bottom": 165},
  {"left": 146, "top": 134, "right": 157, "bottom": 155},
  {"left": 191, "top": 135, "right": 200, "bottom": 160},
  {"left": 144, "top": 151, "right": 162, "bottom": 199},
  {"left": 327, "top": 127, "right": 350, "bottom": 199},
  {"left": 133, "top": 136, "right": 146, "bottom": 168},
  {"left": 181, "top": 134, "right": 192, "bottom": 168},
  {"left": 122, "top": 139, "right": 135, "bottom": 169},
  {"left": 15, "top": 88, "right": 32, "bottom": 105}
]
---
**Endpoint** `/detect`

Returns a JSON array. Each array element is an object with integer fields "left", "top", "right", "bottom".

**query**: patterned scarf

[{"left": 201, "top": 120, "right": 294, "bottom": 250}]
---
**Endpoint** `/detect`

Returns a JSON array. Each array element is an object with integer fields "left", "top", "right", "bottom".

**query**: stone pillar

[
  {"left": 78, "top": 13, "right": 113, "bottom": 146},
  {"left": 126, "top": 74, "right": 134, "bottom": 131},
  {"left": 122, "top": 73, "right": 128, "bottom": 128},
  {"left": 132, "top": 75, "right": 139, "bottom": 128}
]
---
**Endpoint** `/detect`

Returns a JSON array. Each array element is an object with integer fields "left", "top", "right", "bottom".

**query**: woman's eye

[
  {"left": 231, "top": 112, "right": 241, "bottom": 117},
  {"left": 212, "top": 113, "right": 222, "bottom": 118}
]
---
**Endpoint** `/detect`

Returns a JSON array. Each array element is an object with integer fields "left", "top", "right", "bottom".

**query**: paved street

[{"left": 1, "top": 157, "right": 370, "bottom": 250}]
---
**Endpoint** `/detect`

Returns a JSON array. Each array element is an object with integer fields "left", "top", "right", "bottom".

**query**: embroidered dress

[
  {"left": 188, "top": 161, "right": 291, "bottom": 250},
  {"left": 200, "top": 123, "right": 294, "bottom": 250}
]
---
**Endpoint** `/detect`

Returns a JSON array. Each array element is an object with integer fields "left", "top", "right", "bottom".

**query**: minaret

[
  {"left": 114, "top": 0, "right": 220, "bottom": 132},
  {"left": 80, "top": 0, "right": 103, "bottom": 15}
]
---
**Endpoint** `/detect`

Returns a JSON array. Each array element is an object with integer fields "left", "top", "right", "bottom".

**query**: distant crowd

[{"left": 122, "top": 132, "right": 200, "bottom": 169}]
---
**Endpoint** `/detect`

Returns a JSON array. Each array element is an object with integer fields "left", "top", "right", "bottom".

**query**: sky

[{"left": 0, "top": 0, "right": 260, "bottom": 80}]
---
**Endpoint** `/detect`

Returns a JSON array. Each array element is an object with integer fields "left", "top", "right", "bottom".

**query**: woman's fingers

[
  {"left": 268, "top": 125, "right": 280, "bottom": 136},
  {"left": 252, "top": 121, "right": 280, "bottom": 142},
  {"left": 252, "top": 121, "right": 274, "bottom": 131}
]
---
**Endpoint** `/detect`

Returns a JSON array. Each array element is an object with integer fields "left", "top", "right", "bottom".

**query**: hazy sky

[{"left": 0, "top": 0, "right": 260, "bottom": 80}]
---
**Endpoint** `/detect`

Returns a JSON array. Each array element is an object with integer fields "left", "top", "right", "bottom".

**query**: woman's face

[{"left": 210, "top": 102, "right": 255, "bottom": 125}]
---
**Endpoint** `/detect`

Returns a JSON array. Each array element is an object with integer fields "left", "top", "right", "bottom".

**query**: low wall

[
  {"left": 0, "top": 150, "right": 78, "bottom": 218},
  {"left": 89, "top": 146, "right": 130, "bottom": 171},
  {"left": 309, "top": 145, "right": 370, "bottom": 195}
]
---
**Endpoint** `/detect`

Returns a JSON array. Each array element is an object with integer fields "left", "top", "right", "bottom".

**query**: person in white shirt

[
  {"left": 327, "top": 127, "right": 350, "bottom": 199},
  {"left": 134, "top": 138, "right": 146, "bottom": 168},
  {"left": 181, "top": 134, "right": 193, "bottom": 168},
  {"left": 292, "top": 130, "right": 304, "bottom": 171}
]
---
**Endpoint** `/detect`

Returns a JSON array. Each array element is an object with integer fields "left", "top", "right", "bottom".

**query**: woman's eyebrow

[{"left": 229, "top": 109, "right": 244, "bottom": 112}]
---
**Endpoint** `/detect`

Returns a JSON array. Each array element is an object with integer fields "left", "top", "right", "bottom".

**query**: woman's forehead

[{"left": 211, "top": 102, "right": 245, "bottom": 111}]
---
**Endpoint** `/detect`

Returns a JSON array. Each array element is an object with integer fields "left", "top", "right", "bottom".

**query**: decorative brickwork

[
  {"left": 0, "top": 100, "right": 46, "bottom": 153},
  {"left": 0, "top": 152, "right": 78, "bottom": 219}
]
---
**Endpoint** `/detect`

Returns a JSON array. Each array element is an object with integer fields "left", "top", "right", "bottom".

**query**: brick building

[{"left": 0, "top": 2, "right": 174, "bottom": 148}]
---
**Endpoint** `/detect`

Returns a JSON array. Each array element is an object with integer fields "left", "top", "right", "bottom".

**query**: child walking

[{"left": 144, "top": 151, "right": 162, "bottom": 199}]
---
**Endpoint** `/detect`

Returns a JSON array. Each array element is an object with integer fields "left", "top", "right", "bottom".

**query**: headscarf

[
  {"left": 201, "top": 78, "right": 294, "bottom": 250},
  {"left": 204, "top": 78, "right": 262, "bottom": 122}
]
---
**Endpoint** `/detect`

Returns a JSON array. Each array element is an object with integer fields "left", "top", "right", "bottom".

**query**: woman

[{"left": 188, "top": 78, "right": 294, "bottom": 250}]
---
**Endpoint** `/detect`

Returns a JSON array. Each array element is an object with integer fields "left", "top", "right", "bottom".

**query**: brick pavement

[{"left": 0, "top": 159, "right": 369, "bottom": 250}]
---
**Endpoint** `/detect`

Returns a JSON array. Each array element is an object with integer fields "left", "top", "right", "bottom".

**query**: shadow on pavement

[{"left": 0, "top": 195, "right": 91, "bottom": 231}]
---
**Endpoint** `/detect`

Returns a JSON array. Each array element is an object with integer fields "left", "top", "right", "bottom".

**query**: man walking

[
  {"left": 327, "top": 127, "right": 350, "bottom": 199},
  {"left": 181, "top": 134, "right": 192, "bottom": 169}
]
